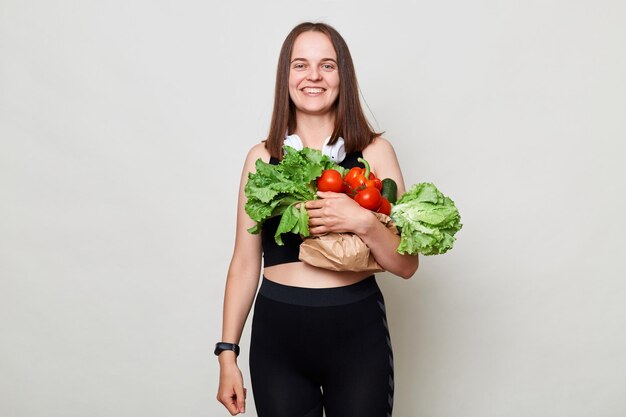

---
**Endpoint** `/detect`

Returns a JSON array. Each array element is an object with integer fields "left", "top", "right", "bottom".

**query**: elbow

[
  {"left": 401, "top": 268, "right": 417, "bottom": 280},
  {"left": 400, "top": 255, "right": 419, "bottom": 280},
  {"left": 228, "top": 253, "right": 262, "bottom": 280}
]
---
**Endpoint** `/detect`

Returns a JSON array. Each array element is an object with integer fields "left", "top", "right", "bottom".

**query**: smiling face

[{"left": 288, "top": 31, "right": 340, "bottom": 117}]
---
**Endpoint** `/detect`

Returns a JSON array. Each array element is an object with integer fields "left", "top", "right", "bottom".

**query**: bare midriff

[{"left": 263, "top": 261, "right": 375, "bottom": 288}]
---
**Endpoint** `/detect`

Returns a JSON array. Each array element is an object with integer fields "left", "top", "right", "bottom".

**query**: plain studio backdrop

[{"left": 1, "top": 1, "right": 625, "bottom": 416}]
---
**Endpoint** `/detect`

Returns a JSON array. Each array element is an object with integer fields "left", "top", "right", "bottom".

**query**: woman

[{"left": 216, "top": 22, "right": 419, "bottom": 417}]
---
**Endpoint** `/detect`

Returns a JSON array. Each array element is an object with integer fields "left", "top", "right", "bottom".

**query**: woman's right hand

[{"left": 217, "top": 360, "right": 247, "bottom": 415}]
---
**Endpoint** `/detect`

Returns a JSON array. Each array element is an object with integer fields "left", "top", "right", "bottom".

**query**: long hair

[{"left": 264, "top": 22, "right": 384, "bottom": 160}]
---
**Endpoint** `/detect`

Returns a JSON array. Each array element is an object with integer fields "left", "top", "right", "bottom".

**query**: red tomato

[
  {"left": 354, "top": 187, "right": 382, "bottom": 211},
  {"left": 317, "top": 169, "right": 344, "bottom": 193},
  {"left": 342, "top": 181, "right": 356, "bottom": 197},
  {"left": 376, "top": 197, "right": 391, "bottom": 216}
]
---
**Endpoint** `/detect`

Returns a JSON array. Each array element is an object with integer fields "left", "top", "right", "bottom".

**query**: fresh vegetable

[
  {"left": 354, "top": 186, "right": 382, "bottom": 211},
  {"left": 381, "top": 178, "right": 398, "bottom": 204},
  {"left": 390, "top": 182, "right": 462, "bottom": 255},
  {"left": 344, "top": 157, "right": 387, "bottom": 215},
  {"left": 246, "top": 148, "right": 462, "bottom": 256},
  {"left": 376, "top": 197, "right": 392, "bottom": 216},
  {"left": 317, "top": 169, "right": 344, "bottom": 193},
  {"left": 245, "top": 146, "right": 346, "bottom": 245},
  {"left": 344, "top": 157, "right": 378, "bottom": 195}
]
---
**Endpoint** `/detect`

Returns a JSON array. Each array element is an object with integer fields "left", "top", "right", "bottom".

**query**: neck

[{"left": 293, "top": 111, "right": 336, "bottom": 150}]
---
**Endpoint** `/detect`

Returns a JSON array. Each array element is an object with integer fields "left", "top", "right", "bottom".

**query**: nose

[{"left": 307, "top": 66, "right": 322, "bottom": 81}]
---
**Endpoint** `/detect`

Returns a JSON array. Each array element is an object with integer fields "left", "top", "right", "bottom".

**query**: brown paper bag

[{"left": 298, "top": 212, "right": 400, "bottom": 272}]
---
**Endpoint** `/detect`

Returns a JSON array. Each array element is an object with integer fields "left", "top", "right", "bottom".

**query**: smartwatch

[{"left": 214, "top": 342, "right": 240, "bottom": 357}]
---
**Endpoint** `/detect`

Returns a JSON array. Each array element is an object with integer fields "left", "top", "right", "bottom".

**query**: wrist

[
  {"left": 214, "top": 341, "right": 240, "bottom": 359},
  {"left": 355, "top": 209, "right": 378, "bottom": 236},
  {"left": 218, "top": 350, "right": 238, "bottom": 365}
]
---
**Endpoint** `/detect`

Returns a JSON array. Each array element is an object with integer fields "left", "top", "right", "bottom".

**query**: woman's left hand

[{"left": 303, "top": 191, "right": 373, "bottom": 235}]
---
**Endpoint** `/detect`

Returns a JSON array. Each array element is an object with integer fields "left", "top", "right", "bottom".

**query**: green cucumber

[{"left": 381, "top": 178, "right": 398, "bottom": 204}]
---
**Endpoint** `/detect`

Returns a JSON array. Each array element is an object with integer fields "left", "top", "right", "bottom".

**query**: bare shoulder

[
  {"left": 242, "top": 141, "right": 272, "bottom": 174},
  {"left": 363, "top": 135, "right": 395, "bottom": 154},
  {"left": 248, "top": 141, "right": 272, "bottom": 164},
  {"left": 362, "top": 136, "right": 407, "bottom": 195}
]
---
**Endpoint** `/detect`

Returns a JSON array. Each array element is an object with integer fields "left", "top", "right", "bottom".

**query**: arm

[
  {"left": 306, "top": 137, "right": 419, "bottom": 279},
  {"left": 357, "top": 137, "right": 419, "bottom": 279},
  {"left": 216, "top": 143, "right": 265, "bottom": 414},
  {"left": 355, "top": 209, "right": 418, "bottom": 279}
]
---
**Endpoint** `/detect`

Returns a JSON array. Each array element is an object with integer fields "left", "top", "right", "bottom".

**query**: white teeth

[{"left": 303, "top": 88, "right": 325, "bottom": 93}]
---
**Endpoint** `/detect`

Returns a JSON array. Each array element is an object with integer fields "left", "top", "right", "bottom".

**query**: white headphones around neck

[{"left": 283, "top": 133, "right": 347, "bottom": 163}]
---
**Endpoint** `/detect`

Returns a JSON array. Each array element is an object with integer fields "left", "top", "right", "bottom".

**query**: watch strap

[{"left": 214, "top": 342, "right": 240, "bottom": 357}]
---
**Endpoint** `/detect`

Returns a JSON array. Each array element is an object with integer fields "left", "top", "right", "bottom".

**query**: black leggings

[{"left": 249, "top": 275, "right": 394, "bottom": 417}]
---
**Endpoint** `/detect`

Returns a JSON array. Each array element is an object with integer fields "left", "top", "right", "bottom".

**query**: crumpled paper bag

[{"left": 298, "top": 212, "right": 400, "bottom": 272}]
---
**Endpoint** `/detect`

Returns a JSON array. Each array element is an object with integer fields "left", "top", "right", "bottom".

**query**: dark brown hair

[{"left": 264, "top": 22, "right": 384, "bottom": 160}]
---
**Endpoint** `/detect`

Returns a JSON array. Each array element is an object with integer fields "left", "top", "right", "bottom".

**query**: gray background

[{"left": 1, "top": 0, "right": 625, "bottom": 416}]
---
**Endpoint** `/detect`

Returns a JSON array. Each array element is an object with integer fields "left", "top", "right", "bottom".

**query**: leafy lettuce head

[{"left": 390, "top": 183, "right": 462, "bottom": 255}]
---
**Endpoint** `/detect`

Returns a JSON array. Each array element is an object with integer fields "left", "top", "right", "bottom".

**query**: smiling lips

[{"left": 302, "top": 87, "right": 326, "bottom": 95}]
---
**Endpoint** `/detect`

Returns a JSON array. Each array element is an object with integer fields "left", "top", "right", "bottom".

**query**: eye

[
  {"left": 322, "top": 64, "right": 335, "bottom": 70},
  {"left": 293, "top": 63, "right": 305, "bottom": 69}
]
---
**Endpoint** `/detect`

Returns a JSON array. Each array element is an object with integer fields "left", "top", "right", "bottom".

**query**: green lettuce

[
  {"left": 245, "top": 146, "right": 346, "bottom": 245},
  {"left": 390, "top": 182, "right": 462, "bottom": 255}
]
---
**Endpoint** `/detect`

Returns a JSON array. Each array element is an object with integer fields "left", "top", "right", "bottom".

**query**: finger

[
  {"left": 309, "top": 217, "right": 326, "bottom": 227},
  {"left": 234, "top": 384, "right": 246, "bottom": 413},
  {"left": 310, "top": 225, "right": 327, "bottom": 235},
  {"left": 304, "top": 199, "right": 324, "bottom": 209},
  {"left": 220, "top": 389, "right": 238, "bottom": 415},
  {"left": 305, "top": 207, "right": 324, "bottom": 218},
  {"left": 316, "top": 191, "right": 343, "bottom": 198}
]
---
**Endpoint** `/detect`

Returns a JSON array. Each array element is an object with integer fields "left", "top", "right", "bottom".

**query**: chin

[{"left": 297, "top": 106, "right": 334, "bottom": 115}]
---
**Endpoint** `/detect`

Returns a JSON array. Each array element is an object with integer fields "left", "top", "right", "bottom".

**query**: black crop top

[{"left": 261, "top": 151, "right": 365, "bottom": 267}]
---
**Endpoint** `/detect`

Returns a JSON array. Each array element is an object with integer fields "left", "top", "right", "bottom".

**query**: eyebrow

[{"left": 290, "top": 58, "right": 337, "bottom": 64}]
